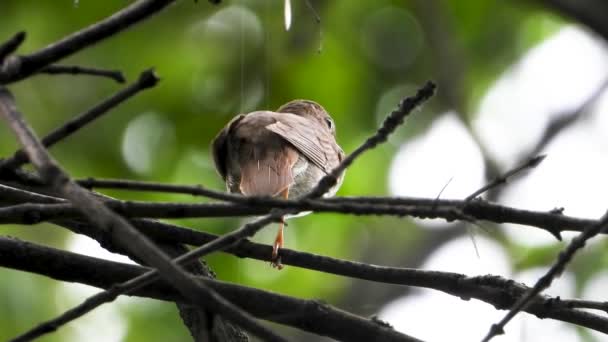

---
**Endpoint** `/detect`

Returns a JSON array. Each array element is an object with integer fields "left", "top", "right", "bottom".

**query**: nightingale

[{"left": 211, "top": 100, "right": 345, "bottom": 269}]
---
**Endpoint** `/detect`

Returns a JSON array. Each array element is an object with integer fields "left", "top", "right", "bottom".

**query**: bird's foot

[{"left": 271, "top": 232, "right": 284, "bottom": 270}]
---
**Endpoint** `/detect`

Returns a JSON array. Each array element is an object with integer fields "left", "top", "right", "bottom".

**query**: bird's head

[{"left": 277, "top": 99, "right": 336, "bottom": 135}]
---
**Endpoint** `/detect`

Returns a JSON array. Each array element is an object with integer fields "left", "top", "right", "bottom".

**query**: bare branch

[
  {"left": 0, "top": 236, "right": 421, "bottom": 342},
  {"left": 38, "top": 65, "right": 126, "bottom": 83},
  {"left": 2, "top": 236, "right": 608, "bottom": 337},
  {"left": 0, "top": 88, "right": 286, "bottom": 342},
  {"left": 0, "top": 31, "right": 26, "bottom": 62},
  {"left": 529, "top": 76, "right": 608, "bottom": 161},
  {"left": 482, "top": 210, "right": 608, "bottom": 342},
  {"left": 0, "top": 0, "right": 177, "bottom": 84},
  {"left": 308, "top": 81, "right": 436, "bottom": 198},
  {"left": 76, "top": 177, "right": 240, "bottom": 201},
  {"left": 0, "top": 193, "right": 593, "bottom": 239},
  {"left": 465, "top": 155, "right": 546, "bottom": 201},
  {"left": 0, "top": 69, "right": 158, "bottom": 171},
  {"left": 550, "top": 298, "right": 608, "bottom": 314}
]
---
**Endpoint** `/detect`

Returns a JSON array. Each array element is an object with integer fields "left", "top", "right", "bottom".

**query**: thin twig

[
  {"left": 26, "top": 81, "right": 436, "bottom": 340},
  {"left": 481, "top": 210, "right": 608, "bottom": 342},
  {"left": 526, "top": 76, "right": 608, "bottom": 158},
  {"left": 0, "top": 31, "right": 26, "bottom": 63},
  {"left": 0, "top": 0, "right": 177, "bottom": 84},
  {"left": 307, "top": 81, "right": 436, "bottom": 198},
  {"left": 76, "top": 177, "right": 240, "bottom": 201},
  {"left": 0, "top": 88, "right": 286, "bottom": 342},
  {"left": 465, "top": 155, "right": 546, "bottom": 201},
  {"left": 38, "top": 65, "right": 126, "bottom": 83},
  {"left": 0, "top": 69, "right": 158, "bottom": 171}
]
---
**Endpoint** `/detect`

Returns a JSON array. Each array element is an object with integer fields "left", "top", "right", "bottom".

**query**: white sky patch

[
  {"left": 388, "top": 112, "right": 484, "bottom": 228},
  {"left": 56, "top": 282, "right": 129, "bottom": 342},
  {"left": 54, "top": 235, "right": 141, "bottom": 342},
  {"left": 379, "top": 236, "right": 515, "bottom": 341},
  {"left": 501, "top": 122, "right": 608, "bottom": 245},
  {"left": 474, "top": 26, "right": 608, "bottom": 169},
  {"left": 67, "top": 234, "right": 135, "bottom": 265},
  {"left": 582, "top": 271, "right": 608, "bottom": 341},
  {"left": 421, "top": 235, "right": 511, "bottom": 277},
  {"left": 472, "top": 25, "right": 608, "bottom": 246}
]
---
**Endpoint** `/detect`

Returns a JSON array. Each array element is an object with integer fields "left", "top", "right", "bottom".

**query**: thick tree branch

[
  {"left": 0, "top": 193, "right": 594, "bottom": 239},
  {"left": 0, "top": 237, "right": 421, "bottom": 342},
  {"left": 1, "top": 236, "right": 606, "bottom": 337},
  {"left": 0, "top": 88, "right": 284, "bottom": 342}
]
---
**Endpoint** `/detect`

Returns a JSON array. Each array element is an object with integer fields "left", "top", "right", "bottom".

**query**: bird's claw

[{"left": 271, "top": 241, "right": 284, "bottom": 270}]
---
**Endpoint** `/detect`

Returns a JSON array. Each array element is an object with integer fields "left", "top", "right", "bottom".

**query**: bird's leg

[{"left": 271, "top": 188, "right": 289, "bottom": 269}]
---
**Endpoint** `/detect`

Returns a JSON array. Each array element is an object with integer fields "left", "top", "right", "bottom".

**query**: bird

[{"left": 211, "top": 100, "right": 345, "bottom": 269}]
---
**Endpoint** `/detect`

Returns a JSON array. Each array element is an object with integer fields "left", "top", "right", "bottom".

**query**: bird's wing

[{"left": 266, "top": 116, "right": 341, "bottom": 174}]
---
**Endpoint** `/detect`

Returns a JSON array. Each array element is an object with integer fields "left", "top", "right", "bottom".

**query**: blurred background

[{"left": 1, "top": 0, "right": 608, "bottom": 341}]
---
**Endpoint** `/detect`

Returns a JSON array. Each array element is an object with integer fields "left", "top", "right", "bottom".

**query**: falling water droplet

[{"left": 284, "top": 0, "right": 292, "bottom": 31}]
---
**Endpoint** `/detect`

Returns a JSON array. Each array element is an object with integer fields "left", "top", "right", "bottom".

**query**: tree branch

[
  {"left": 465, "top": 155, "right": 546, "bottom": 201},
  {"left": 38, "top": 65, "right": 125, "bottom": 83},
  {"left": 0, "top": 0, "right": 178, "bottom": 84},
  {"left": 0, "top": 193, "right": 594, "bottom": 239},
  {"left": 0, "top": 88, "right": 285, "bottom": 342},
  {"left": 482, "top": 210, "right": 608, "bottom": 341},
  {"left": 0, "top": 237, "right": 422, "bottom": 342},
  {"left": 0, "top": 69, "right": 159, "bottom": 171},
  {"left": 0, "top": 31, "right": 26, "bottom": 63},
  {"left": 2, "top": 236, "right": 606, "bottom": 338}
]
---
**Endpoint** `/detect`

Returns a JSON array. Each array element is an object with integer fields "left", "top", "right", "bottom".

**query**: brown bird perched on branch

[{"left": 211, "top": 100, "right": 345, "bottom": 269}]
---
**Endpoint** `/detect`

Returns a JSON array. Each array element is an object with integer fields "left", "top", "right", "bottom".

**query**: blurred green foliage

[{"left": 0, "top": 0, "right": 587, "bottom": 341}]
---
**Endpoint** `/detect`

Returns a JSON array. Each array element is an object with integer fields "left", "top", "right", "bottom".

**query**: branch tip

[
  {"left": 0, "top": 31, "right": 27, "bottom": 62},
  {"left": 529, "top": 154, "right": 547, "bottom": 168},
  {"left": 139, "top": 69, "right": 160, "bottom": 88}
]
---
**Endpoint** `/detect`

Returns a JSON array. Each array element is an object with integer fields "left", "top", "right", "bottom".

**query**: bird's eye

[{"left": 325, "top": 117, "right": 334, "bottom": 130}]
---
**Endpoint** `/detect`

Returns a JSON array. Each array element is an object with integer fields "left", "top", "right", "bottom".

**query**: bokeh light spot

[{"left": 121, "top": 112, "right": 176, "bottom": 175}]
